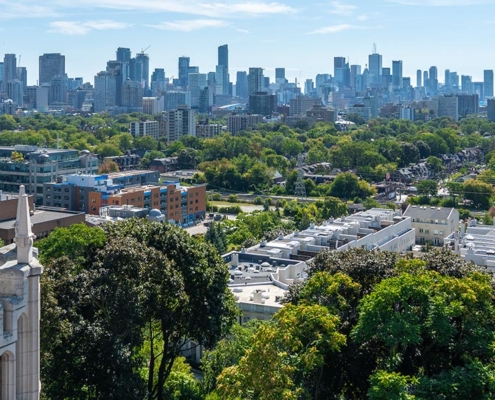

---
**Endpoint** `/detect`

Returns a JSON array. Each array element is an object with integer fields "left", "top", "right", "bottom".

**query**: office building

[
  {"left": 484, "top": 70, "right": 494, "bottom": 99},
  {"left": 304, "top": 79, "right": 314, "bottom": 95},
  {"left": 151, "top": 68, "right": 166, "bottom": 96},
  {"left": 249, "top": 92, "right": 275, "bottom": 116},
  {"left": 275, "top": 68, "right": 287, "bottom": 84},
  {"left": 392, "top": 60, "right": 403, "bottom": 89},
  {"left": 166, "top": 105, "right": 196, "bottom": 143},
  {"left": 416, "top": 70, "right": 422, "bottom": 87},
  {"left": 116, "top": 47, "right": 131, "bottom": 63},
  {"left": 215, "top": 65, "right": 229, "bottom": 96},
  {"left": 368, "top": 52, "right": 382, "bottom": 84},
  {"left": 43, "top": 170, "right": 159, "bottom": 213},
  {"left": 236, "top": 71, "right": 248, "bottom": 99},
  {"left": 164, "top": 90, "right": 188, "bottom": 111},
  {"left": 248, "top": 68, "right": 264, "bottom": 96},
  {"left": 39, "top": 53, "right": 65, "bottom": 85},
  {"left": 350, "top": 65, "right": 361, "bottom": 90},
  {"left": 0, "top": 145, "right": 98, "bottom": 203},
  {"left": 348, "top": 104, "right": 372, "bottom": 121},
  {"left": 334, "top": 57, "right": 350, "bottom": 88},
  {"left": 218, "top": 44, "right": 228, "bottom": 68},
  {"left": 188, "top": 72, "right": 207, "bottom": 109},
  {"left": 178, "top": 56, "right": 190, "bottom": 87},
  {"left": 130, "top": 120, "right": 160, "bottom": 140}
]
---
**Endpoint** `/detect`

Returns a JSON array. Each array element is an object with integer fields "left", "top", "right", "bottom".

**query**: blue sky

[{"left": 1, "top": 0, "right": 495, "bottom": 85}]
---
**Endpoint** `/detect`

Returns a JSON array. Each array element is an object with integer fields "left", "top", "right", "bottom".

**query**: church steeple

[{"left": 14, "top": 185, "right": 35, "bottom": 264}]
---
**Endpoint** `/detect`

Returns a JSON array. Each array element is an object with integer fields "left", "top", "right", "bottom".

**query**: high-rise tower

[{"left": 39, "top": 53, "right": 65, "bottom": 85}]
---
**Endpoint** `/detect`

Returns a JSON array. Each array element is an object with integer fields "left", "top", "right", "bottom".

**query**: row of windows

[{"left": 418, "top": 228, "right": 444, "bottom": 235}]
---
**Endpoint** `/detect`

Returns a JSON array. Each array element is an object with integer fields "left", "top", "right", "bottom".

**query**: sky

[{"left": 1, "top": 0, "right": 495, "bottom": 86}]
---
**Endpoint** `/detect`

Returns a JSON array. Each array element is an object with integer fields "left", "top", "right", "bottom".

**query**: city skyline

[{"left": 1, "top": 0, "right": 494, "bottom": 85}]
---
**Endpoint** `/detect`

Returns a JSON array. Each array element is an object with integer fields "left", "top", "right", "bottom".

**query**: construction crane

[{"left": 141, "top": 45, "right": 151, "bottom": 53}]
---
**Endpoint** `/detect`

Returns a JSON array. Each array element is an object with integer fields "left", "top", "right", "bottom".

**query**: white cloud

[
  {"left": 48, "top": 21, "right": 90, "bottom": 35},
  {"left": 48, "top": 19, "right": 131, "bottom": 35},
  {"left": 307, "top": 24, "right": 357, "bottom": 34},
  {"left": 236, "top": 28, "right": 250, "bottom": 33},
  {"left": 329, "top": 1, "right": 357, "bottom": 15},
  {"left": 357, "top": 14, "right": 368, "bottom": 21},
  {"left": 146, "top": 19, "right": 228, "bottom": 32},
  {"left": 83, "top": 20, "right": 132, "bottom": 30},
  {"left": 55, "top": 0, "right": 298, "bottom": 18},
  {"left": 0, "top": 0, "right": 59, "bottom": 19},
  {"left": 388, "top": 0, "right": 489, "bottom": 5}
]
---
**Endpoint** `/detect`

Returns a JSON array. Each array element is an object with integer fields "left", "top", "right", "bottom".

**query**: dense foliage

[
  {"left": 38, "top": 220, "right": 238, "bottom": 400},
  {"left": 204, "top": 248, "right": 495, "bottom": 399}
]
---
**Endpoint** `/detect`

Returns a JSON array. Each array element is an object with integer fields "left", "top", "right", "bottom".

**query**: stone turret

[{"left": 14, "top": 186, "right": 36, "bottom": 264}]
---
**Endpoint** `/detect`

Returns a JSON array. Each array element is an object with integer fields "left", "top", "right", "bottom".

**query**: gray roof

[{"left": 403, "top": 205, "right": 454, "bottom": 220}]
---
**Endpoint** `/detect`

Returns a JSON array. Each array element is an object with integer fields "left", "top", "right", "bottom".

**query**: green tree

[
  {"left": 41, "top": 220, "right": 238, "bottom": 400},
  {"left": 329, "top": 172, "right": 375, "bottom": 200},
  {"left": 216, "top": 304, "right": 345, "bottom": 400},
  {"left": 463, "top": 179, "right": 493, "bottom": 209}
]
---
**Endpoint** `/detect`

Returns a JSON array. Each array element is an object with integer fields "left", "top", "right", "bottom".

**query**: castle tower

[{"left": 0, "top": 185, "right": 43, "bottom": 399}]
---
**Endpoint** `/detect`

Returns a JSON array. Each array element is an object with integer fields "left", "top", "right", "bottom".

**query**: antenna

[{"left": 373, "top": 43, "right": 377, "bottom": 54}]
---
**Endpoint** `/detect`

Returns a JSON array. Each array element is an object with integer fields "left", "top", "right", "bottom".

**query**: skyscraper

[
  {"left": 218, "top": 44, "right": 228, "bottom": 69},
  {"left": 444, "top": 69, "right": 450, "bottom": 88},
  {"left": 3, "top": 54, "right": 16, "bottom": 92},
  {"left": 368, "top": 52, "right": 382, "bottom": 84},
  {"left": 116, "top": 48, "right": 131, "bottom": 80},
  {"left": 484, "top": 70, "right": 494, "bottom": 99},
  {"left": 94, "top": 71, "right": 117, "bottom": 112},
  {"left": 461, "top": 75, "right": 473, "bottom": 93},
  {"left": 334, "top": 57, "right": 350, "bottom": 88},
  {"left": 128, "top": 52, "right": 150, "bottom": 93},
  {"left": 248, "top": 68, "right": 263, "bottom": 96},
  {"left": 275, "top": 68, "right": 287, "bottom": 84},
  {"left": 428, "top": 66, "right": 438, "bottom": 94},
  {"left": 39, "top": 53, "right": 65, "bottom": 85},
  {"left": 350, "top": 65, "right": 361, "bottom": 90},
  {"left": 178, "top": 57, "right": 190, "bottom": 87},
  {"left": 417, "top": 70, "right": 422, "bottom": 87},
  {"left": 392, "top": 60, "right": 403, "bottom": 89},
  {"left": 116, "top": 47, "right": 131, "bottom": 63},
  {"left": 236, "top": 71, "right": 248, "bottom": 99}
]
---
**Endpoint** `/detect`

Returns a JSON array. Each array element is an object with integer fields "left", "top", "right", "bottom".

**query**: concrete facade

[{"left": 404, "top": 205, "right": 459, "bottom": 246}]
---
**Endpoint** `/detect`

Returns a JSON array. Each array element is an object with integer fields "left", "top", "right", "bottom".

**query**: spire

[{"left": 14, "top": 185, "right": 35, "bottom": 264}]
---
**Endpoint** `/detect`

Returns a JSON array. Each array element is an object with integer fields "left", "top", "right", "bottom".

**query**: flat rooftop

[{"left": 230, "top": 283, "right": 286, "bottom": 309}]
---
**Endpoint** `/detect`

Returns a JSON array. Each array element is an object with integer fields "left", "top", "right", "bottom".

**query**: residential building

[
  {"left": 227, "top": 114, "right": 264, "bottom": 135},
  {"left": 457, "top": 93, "right": 479, "bottom": 118},
  {"left": 143, "top": 97, "right": 163, "bottom": 115},
  {"left": 130, "top": 120, "right": 160, "bottom": 140},
  {"left": 488, "top": 98, "right": 495, "bottom": 122},
  {"left": 348, "top": 105, "right": 372, "bottom": 121},
  {"left": 289, "top": 95, "right": 320, "bottom": 116},
  {"left": 236, "top": 71, "right": 248, "bottom": 99},
  {"left": 392, "top": 60, "right": 403, "bottom": 89},
  {"left": 166, "top": 105, "right": 196, "bottom": 143},
  {"left": 403, "top": 205, "right": 459, "bottom": 246},
  {"left": 248, "top": 68, "right": 263, "bottom": 96},
  {"left": 445, "top": 219, "right": 495, "bottom": 271},
  {"left": 121, "top": 79, "right": 143, "bottom": 112},
  {"left": 178, "top": 56, "right": 190, "bottom": 87},
  {"left": 484, "top": 70, "right": 494, "bottom": 99},
  {"left": 196, "top": 123, "right": 222, "bottom": 139},
  {"left": 438, "top": 95, "right": 458, "bottom": 121},
  {"left": 223, "top": 208, "right": 414, "bottom": 325},
  {"left": 94, "top": 71, "right": 117, "bottom": 112}
]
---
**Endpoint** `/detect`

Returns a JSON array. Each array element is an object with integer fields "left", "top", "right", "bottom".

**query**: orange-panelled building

[{"left": 90, "top": 183, "right": 207, "bottom": 224}]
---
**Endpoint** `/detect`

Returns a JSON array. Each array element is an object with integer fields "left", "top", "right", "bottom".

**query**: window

[
  {"left": 419, "top": 228, "right": 424, "bottom": 233},
  {"left": 195, "top": 199, "right": 198, "bottom": 204},
  {"left": 65, "top": 188, "right": 70, "bottom": 192},
  {"left": 425, "top": 229, "right": 429, "bottom": 234},
  {"left": 91, "top": 198, "right": 96, "bottom": 203},
  {"left": 64, "top": 196, "right": 69, "bottom": 200}
]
